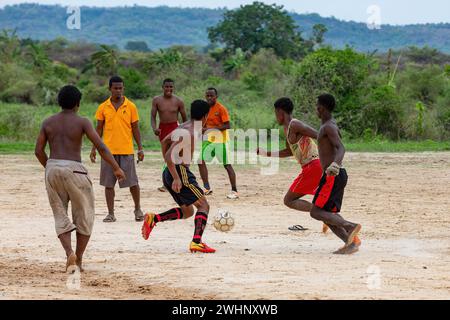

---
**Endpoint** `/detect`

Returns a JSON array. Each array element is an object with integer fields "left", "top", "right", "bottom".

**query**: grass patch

[
  {"left": 0, "top": 142, "right": 36, "bottom": 154},
  {"left": 345, "top": 139, "right": 450, "bottom": 152}
]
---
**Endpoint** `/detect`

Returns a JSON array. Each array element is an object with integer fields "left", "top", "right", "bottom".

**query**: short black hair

[
  {"left": 109, "top": 75, "right": 124, "bottom": 88},
  {"left": 190, "top": 100, "right": 211, "bottom": 120},
  {"left": 163, "top": 78, "right": 174, "bottom": 85},
  {"left": 317, "top": 94, "right": 336, "bottom": 112},
  {"left": 206, "top": 87, "right": 218, "bottom": 96},
  {"left": 58, "top": 85, "right": 82, "bottom": 110},
  {"left": 274, "top": 97, "right": 294, "bottom": 114}
]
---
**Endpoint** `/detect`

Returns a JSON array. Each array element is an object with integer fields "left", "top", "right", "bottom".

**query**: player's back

[{"left": 44, "top": 112, "right": 85, "bottom": 162}]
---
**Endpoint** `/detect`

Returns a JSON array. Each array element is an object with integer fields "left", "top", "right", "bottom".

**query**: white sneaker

[{"left": 226, "top": 191, "right": 239, "bottom": 199}]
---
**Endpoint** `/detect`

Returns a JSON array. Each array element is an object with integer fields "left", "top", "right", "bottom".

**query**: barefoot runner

[
  {"left": 151, "top": 78, "right": 187, "bottom": 192},
  {"left": 35, "top": 85, "right": 125, "bottom": 273},
  {"left": 90, "top": 76, "right": 145, "bottom": 223},
  {"left": 311, "top": 94, "right": 362, "bottom": 255},
  {"left": 142, "top": 100, "right": 215, "bottom": 253}
]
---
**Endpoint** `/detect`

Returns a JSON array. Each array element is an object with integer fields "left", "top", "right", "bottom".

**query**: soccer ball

[{"left": 213, "top": 209, "right": 235, "bottom": 232}]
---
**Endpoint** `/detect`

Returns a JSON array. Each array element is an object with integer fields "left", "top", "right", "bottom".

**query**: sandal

[
  {"left": 134, "top": 209, "right": 144, "bottom": 222},
  {"left": 103, "top": 214, "right": 116, "bottom": 223},
  {"left": 288, "top": 225, "right": 309, "bottom": 231}
]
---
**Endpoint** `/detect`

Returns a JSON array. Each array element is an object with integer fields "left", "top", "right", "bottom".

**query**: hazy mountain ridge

[{"left": 1, "top": 4, "right": 449, "bottom": 52}]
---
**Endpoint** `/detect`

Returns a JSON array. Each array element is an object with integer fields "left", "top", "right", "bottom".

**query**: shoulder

[
  {"left": 96, "top": 100, "right": 108, "bottom": 111},
  {"left": 217, "top": 102, "right": 228, "bottom": 112},
  {"left": 290, "top": 119, "right": 305, "bottom": 130},
  {"left": 41, "top": 115, "right": 56, "bottom": 128},
  {"left": 323, "top": 121, "right": 339, "bottom": 135},
  {"left": 125, "top": 98, "right": 137, "bottom": 109},
  {"left": 173, "top": 95, "right": 184, "bottom": 104},
  {"left": 152, "top": 95, "right": 162, "bottom": 102}
]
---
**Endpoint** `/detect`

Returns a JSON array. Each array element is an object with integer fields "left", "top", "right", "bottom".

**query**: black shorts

[
  {"left": 312, "top": 168, "right": 348, "bottom": 213},
  {"left": 163, "top": 165, "right": 204, "bottom": 206}
]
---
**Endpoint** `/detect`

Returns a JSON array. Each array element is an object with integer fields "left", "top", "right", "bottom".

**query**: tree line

[{"left": 0, "top": 2, "right": 449, "bottom": 141}]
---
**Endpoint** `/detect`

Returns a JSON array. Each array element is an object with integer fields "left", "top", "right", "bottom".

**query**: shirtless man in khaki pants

[{"left": 35, "top": 85, "right": 125, "bottom": 273}]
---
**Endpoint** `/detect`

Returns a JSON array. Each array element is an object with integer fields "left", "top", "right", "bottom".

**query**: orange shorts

[{"left": 289, "top": 159, "right": 322, "bottom": 195}]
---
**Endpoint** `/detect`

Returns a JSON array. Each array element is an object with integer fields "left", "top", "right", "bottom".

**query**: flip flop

[
  {"left": 288, "top": 225, "right": 309, "bottom": 231},
  {"left": 103, "top": 214, "right": 116, "bottom": 223},
  {"left": 134, "top": 209, "right": 144, "bottom": 222}
]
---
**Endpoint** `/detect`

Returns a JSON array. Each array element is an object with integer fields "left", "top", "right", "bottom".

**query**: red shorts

[
  {"left": 289, "top": 159, "right": 323, "bottom": 195},
  {"left": 159, "top": 122, "right": 179, "bottom": 141}
]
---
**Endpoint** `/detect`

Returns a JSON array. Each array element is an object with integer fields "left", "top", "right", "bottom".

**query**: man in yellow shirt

[
  {"left": 90, "top": 76, "right": 145, "bottom": 222},
  {"left": 199, "top": 88, "right": 238, "bottom": 199}
]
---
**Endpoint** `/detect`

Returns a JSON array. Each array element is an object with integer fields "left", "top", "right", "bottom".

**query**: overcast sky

[{"left": 1, "top": 0, "right": 449, "bottom": 25}]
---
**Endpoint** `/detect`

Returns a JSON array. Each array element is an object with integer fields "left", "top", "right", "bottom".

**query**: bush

[{"left": 361, "top": 85, "right": 405, "bottom": 140}]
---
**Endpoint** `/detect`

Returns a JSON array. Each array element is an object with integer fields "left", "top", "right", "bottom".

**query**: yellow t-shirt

[
  {"left": 95, "top": 97, "right": 139, "bottom": 155},
  {"left": 205, "top": 102, "right": 230, "bottom": 143}
]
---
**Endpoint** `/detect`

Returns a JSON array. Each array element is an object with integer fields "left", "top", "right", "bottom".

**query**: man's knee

[
  {"left": 283, "top": 194, "right": 292, "bottom": 207},
  {"left": 310, "top": 206, "right": 321, "bottom": 220},
  {"left": 196, "top": 197, "right": 210, "bottom": 213}
]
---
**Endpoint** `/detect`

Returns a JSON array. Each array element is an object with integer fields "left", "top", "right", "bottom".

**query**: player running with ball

[{"left": 141, "top": 100, "right": 215, "bottom": 253}]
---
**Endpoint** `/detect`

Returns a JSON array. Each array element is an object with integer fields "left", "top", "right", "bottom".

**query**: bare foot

[
  {"left": 346, "top": 224, "right": 362, "bottom": 247},
  {"left": 333, "top": 243, "right": 359, "bottom": 255},
  {"left": 76, "top": 257, "right": 84, "bottom": 272},
  {"left": 66, "top": 253, "right": 77, "bottom": 274}
]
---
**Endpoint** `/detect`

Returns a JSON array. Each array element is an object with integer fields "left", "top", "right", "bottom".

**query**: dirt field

[{"left": 0, "top": 152, "right": 449, "bottom": 300}]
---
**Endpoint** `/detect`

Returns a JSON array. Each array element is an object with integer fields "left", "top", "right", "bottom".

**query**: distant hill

[{"left": 1, "top": 4, "right": 450, "bottom": 53}]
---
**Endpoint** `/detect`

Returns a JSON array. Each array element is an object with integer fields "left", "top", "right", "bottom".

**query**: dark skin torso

[
  {"left": 152, "top": 95, "right": 185, "bottom": 124},
  {"left": 161, "top": 121, "right": 196, "bottom": 165},
  {"left": 40, "top": 111, "right": 86, "bottom": 162},
  {"left": 317, "top": 119, "right": 345, "bottom": 170}
]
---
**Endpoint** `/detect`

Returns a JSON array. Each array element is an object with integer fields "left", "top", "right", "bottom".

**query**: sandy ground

[{"left": 0, "top": 151, "right": 449, "bottom": 300}]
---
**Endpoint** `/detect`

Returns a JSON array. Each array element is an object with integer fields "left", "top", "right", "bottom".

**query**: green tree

[
  {"left": 125, "top": 41, "right": 150, "bottom": 52},
  {"left": 291, "top": 47, "right": 373, "bottom": 133},
  {"left": 223, "top": 48, "right": 246, "bottom": 78},
  {"left": 147, "top": 48, "right": 187, "bottom": 70},
  {"left": 25, "top": 43, "right": 50, "bottom": 70},
  {"left": 90, "top": 45, "right": 120, "bottom": 75},
  {"left": 0, "top": 29, "right": 21, "bottom": 63},
  {"left": 311, "top": 24, "right": 328, "bottom": 47},
  {"left": 362, "top": 85, "right": 405, "bottom": 140},
  {"left": 208, "top": 2, "right": 306, "bottom": 58}
]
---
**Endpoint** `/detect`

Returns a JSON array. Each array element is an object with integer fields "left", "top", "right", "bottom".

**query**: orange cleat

[
  {"left": 322, "top": 223, "right": 329, "bottom": 233},
  {"left": 353, "top": 236, "right": 362, "bottom": 247},
  {"left": 189, "top": 241, "right": 216, "bottom": 253},
  {"left": 141, "top": 213, "right": 156, "bottom": 240}
]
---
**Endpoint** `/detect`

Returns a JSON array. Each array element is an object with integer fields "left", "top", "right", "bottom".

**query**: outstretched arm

[
  {"left": 35, "top": 123, "right": 48, "bottom": 168},
  {"left": 289, "top": 120, "right": 318, "bottom": 143},
  {"left": 258, "top": 138, "right": 292, "bottom": 158}
]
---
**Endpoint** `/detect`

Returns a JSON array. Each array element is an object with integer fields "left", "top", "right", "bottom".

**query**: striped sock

[
  {"left": 155, "top": 208, "right": 183, "bottom": 223},
  {"left": 193, "top": 212, "right": 208, "bottom": 244}
]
